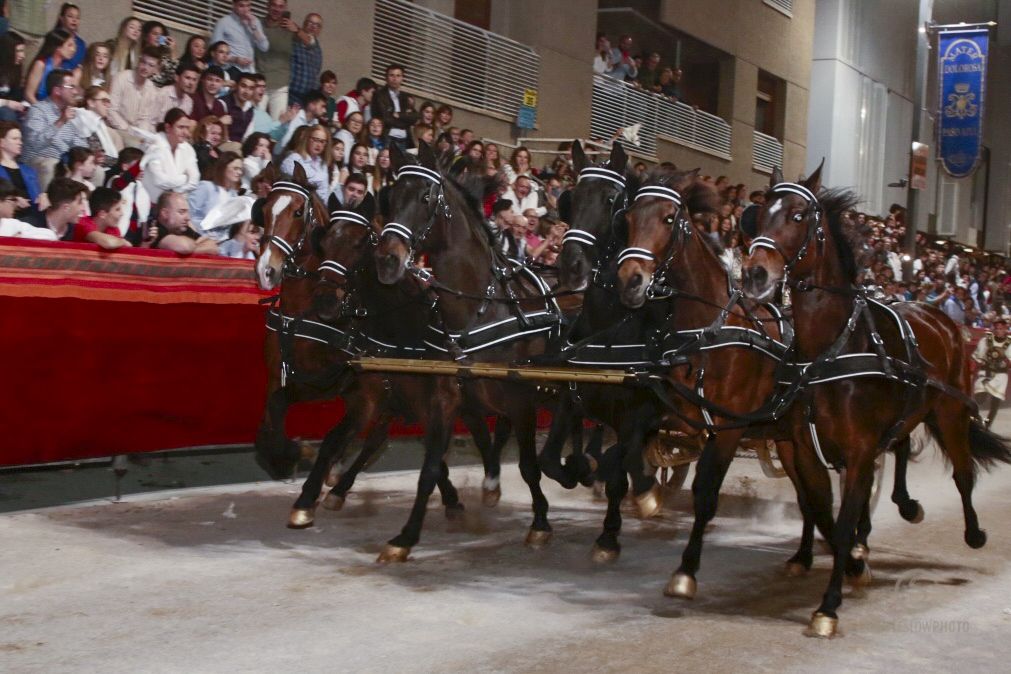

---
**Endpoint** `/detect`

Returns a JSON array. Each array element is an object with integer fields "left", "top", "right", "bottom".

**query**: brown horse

[
  {"left": 614, "top": 166, "right": 803, "bottom": 597},
  {"left": 372, "top": 143, "right": 567, "bottom": 560},
  {"left": 253, "top": 163, "right": 504, "bottom": 526},
  {"left": 741, "top": 165, "right": 1011, "bottom": 637}
]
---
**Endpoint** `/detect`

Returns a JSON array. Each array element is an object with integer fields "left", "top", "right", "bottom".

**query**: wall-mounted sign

[{"left": 937, "top": 28, "right": 989, "bottom": 178}]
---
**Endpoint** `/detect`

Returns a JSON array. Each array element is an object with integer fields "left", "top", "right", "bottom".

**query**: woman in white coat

[{"left": 140, "top": 108, "right": 200, "bottom": 203}]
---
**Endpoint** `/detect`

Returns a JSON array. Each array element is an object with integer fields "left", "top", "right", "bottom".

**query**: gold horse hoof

[
  {"left": 376, "top": 544, "right": 411, "bottom": 563},
  {"left": 324, "top": 467, "right": 341, "bottom": 489},
  {"left": 482, "top": 486, "right": 502, "bottom": 508},
  {"left": 321, "top": 493, "right": 345, "bottom": 511},
  {"left": 287, "top": 507, "right": 315, "bottom": 529},
  {"left": 847, "top": 562, "right": 873, "bottom": 588},
  {"left": 525, "top": 529, "right": 553, "bottom": 548},
  {"left": 850, "top": 543, "right": 869, "bottom": 560},
  {"left": 784, "top": 562, "right": 808, "bottom": 577},
  {"left": 591, "top": 545, "right": 619, "bottom": 564},
  {"left": 663, "top": 572, "right": 697, "bottom": 599},
  {"left": 805, "top": 612, "right": 839, "bottom": 638},
  {"left": 635, "top": 484, "right": 663, "bottom": 519}
]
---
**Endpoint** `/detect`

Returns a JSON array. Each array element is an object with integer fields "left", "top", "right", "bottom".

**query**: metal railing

[
  {"left": 371, "top": 0, "right": 539, "bottom": 119},
  {"left": 133, "top": 0, "right": 269, "bottom": 33},
  {"left": 590, "top": 74, "right": 731, "bottom": 160},
  {"left": 752, "top": 130, "right": 784, "bottom": 173},
  {"left": 763, "top": 0, "right": 794, "bottom": 18}
]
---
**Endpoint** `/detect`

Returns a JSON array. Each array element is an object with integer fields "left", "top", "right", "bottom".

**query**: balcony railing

[
  {"left": 133, "top": 0, "right": 269, "bottom": 33},
  {"left": 371, "top": 0, "right": 540, "bottom": 119},
  {"left": 590, "top": 74, "right": 731, "bottom": 160},
  {"left": 752, "top": 130, "right": 784, "bottom": 173}
]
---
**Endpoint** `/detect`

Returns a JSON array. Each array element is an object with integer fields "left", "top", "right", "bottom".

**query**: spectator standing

[
  {"left": 108, "top": 48, "right": 161, "bottom": 144},
  {"left": 154, "top": 63, "right": 198, "bottom": 124},
  {"left": 0, "top": 120, "right": 45, "bottom": 218},
  {"left": 336, "top": 80, "right": 376, "bottom": 128},
  {"left": 72, "top": 186, "right": 130, "bottom": 249},
  {"left": 109, "top": 17, "right": 142, "bottom": 79},
  {"left": 188, "top": 151, "right": 243, "bottom": 236},
  {"left": 593, "top": 34, "right": 614, "bottom": 75},
  {"left": 607, "top": 35, "right": 637, "bottom": 81},
  {"left": 26, "top": 177, "right": 88, "bottom": 240},
  {"left": 191, "top": 66, "right": 230, "bottom": 124},
  {"left": 371, "top": 64, "right": 417, "bottom": 152},
  {"left": 260, "top": 0, "right": 300, "bottom": 118},
  {"left": 22, "top": 69, "right": 86, "bottom": 190},
  {"left": 24, "top": 29, "right": 78, "bottom": 105},
  {"left": 223, "top": 72, "right": 257, "bottom": 144},
  {"left": 288, "top": 13, "right": 323, "bottom": 107},
  {"left": 79, "top": 42, "right": 112, "bottom": 90},
  {"left": 141, "top": 108, "right": 200, "bottom": 203},
  {"left": 150, "top": 191, "right": 219, "bottom": 255},
  {"left": 636, "top": 52, "right": 661, "bottom": 91},
  {"left": 0, "top": 31, "right": 26, "bottom": 121},
  {"left": 280, "top": 125, "right": 330, "bottom": 202},
  {"left": 53, "top": 3, "right": 86, "bottom": 71},
  {"left": 211, "top": 0, "right": 269, "bottom": 74}
]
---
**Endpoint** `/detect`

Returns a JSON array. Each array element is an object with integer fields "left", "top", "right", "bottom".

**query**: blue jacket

[{"left": 0, "top": 162, "right": 42, "bottom": 204}]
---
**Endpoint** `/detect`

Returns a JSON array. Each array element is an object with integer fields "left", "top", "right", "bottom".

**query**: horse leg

[
  {"left": 777, "top": 440, "right": 817, "bottom": 575},
  {"left": 890, "top": 436, "right": 924, "bottom": 523},
  {"left": 563, "top": 414, "right": 597, "bottom": 487},
  {"left": 623, "top": 404, "right": 661, "bottom": 519},
  {"left": 321, "top": 421, "right": 390, "bottom": 511},
  {"left": 288, "top": 405, "right": 371, "bottom": 529},
  {"left": 460, "top": 408, "right": 503, "bottom": 507},
  {"left": 513, "top": 402, "right": 552, "bottom": 546},
  {"left": 537, "top": 394, "right": 579, "bottom": 489},
  {"left": 378, "top": 385, "right": 459, "bottom": 562},
  {"left": 591, "top": 454, "right": 629, "bottom": 562},
  {"left": 435, "top": 459, "right": 466, "bottom": 521},
  {"left": 665, "top": 433, "right": 741, "bottom": 599},
  {"left": 808, "top": 445, "right": 876, "bottom": 638},
  {"left": 987, "top": 395, "right": 1000, "bottom": 429},
  {"left": 927, "top": 412, "right": 988, "bottom": 549},
  {"left": 254, "top": 387, "right": 301, "bottom": 480}
]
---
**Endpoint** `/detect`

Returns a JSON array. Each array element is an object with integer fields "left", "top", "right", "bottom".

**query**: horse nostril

[{"left": 628, "top": 273, "right": 643, "bottom": 291}]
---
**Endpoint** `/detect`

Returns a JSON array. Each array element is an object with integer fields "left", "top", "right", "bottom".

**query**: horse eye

[
  {"left": 664, "top": 215, "right": 675, "bottom": 225},
  {"left": 607, "top": 195, "right": 616, "bottom": 205},
  {"left": 295, "top": 208, "right": 304, "bottom": 218},
  {"left": 421, "top": 193, "right": 430, "bottom": 203},
  {"left": 792, "top": 212, "right": 804, "bottom": 222}
]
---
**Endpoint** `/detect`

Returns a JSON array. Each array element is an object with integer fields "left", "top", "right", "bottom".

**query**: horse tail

[{"left": 968, "top": 418, "right": 1011, "bottom": 472}]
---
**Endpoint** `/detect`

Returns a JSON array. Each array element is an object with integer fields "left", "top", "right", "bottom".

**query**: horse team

[{"left": 252, "top": 139, "right": 1011, "bottom": 638}]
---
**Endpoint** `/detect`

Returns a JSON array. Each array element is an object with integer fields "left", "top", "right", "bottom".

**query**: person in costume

[{"left": 972, "top": 318, "right": 1011, "bottom": 428}]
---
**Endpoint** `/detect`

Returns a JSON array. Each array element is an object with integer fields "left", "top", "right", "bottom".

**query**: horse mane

[{"left": 817, "top": 187, "right": 863, "bottom": 282}]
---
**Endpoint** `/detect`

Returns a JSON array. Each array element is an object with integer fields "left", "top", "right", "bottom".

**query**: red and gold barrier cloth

[{"left": 0, "top": 238, "right": 355, "bottom": 467}]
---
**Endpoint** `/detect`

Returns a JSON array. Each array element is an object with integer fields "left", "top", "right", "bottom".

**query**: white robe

[{"left": 973, "top": 333, "right": 1011, "bottom": 399}]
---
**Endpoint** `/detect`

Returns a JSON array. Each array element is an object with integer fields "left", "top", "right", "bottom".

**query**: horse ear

[
  {"left": 377, "top": 185, "right": 392, "bottom": 221},
  {"left": 770, "top": 166, "right": 784, "bottom": 187},
  {"left": 609, "top": 141, "right": 628, "bottom": 174},
  {"left": 356, "top": 192, "right": 377, "bottom": 223},
  {"left": 251, "top": 198, "right": 265, "bottom": 228},
  {"left": 418, "top": 142, "right": 439, "bottom": 171},
  {"left": 259, "top": 161, "right": 279, "bottom": 185},
  {"left": 805, "top": 159, "right": 825, "bottom": 194},
  {"left": 291, "top": 160, "right": 308, "bottom": 185},
  {"left": 557, "top": 189, "right": 573, "bottom": 223},
  {"left": 389, "top": 143, "right": 408, "bottom": 175},
  {"left": 571, "top": 139, "right": 588, "bottom": 174}
]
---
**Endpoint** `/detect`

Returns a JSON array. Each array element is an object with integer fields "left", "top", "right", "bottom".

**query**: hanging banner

[{"left": 937, "top": 28, "right": 989, "bottom": 178}]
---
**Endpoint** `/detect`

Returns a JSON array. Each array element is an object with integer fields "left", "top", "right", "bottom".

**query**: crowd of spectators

[
  {"left": 0, "top": 1, "right": 1008, "bottom": 326},
  {"left": 593, "top": 32, "right": 687, "bottom": 105}
]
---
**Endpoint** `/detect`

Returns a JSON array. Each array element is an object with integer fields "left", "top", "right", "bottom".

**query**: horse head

[
  {"left": 741, "top": 161, "right": 824, "bottom": 302},
  {"left": 374, "top": 142, "right": 446, "bottom": 285},
  {"left": 317, "top": 192, "right": 379, "bottom": 292},
  {"left": 558, "top": 140, "right": 632, "bottom": 291},
  {"left": 254, "top": 161, "right": 326, "bottom": 291},
  {"left": 615, "top": 167, "right": 702, "bottom": 309}
]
